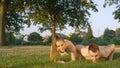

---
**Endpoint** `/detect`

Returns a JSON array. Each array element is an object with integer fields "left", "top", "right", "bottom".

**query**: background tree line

[{"left": 5, "top": 27, "right": 120, "bottom": 46}]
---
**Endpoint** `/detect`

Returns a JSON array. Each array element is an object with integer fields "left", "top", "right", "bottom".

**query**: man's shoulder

[{"left": 81, "top": 46, "right": 89, "bottom": 56}]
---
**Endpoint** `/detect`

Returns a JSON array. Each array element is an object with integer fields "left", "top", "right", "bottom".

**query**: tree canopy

[
  {"left": 104, "top": 0, "right": 120, "bottom": 22},
  {"left": 5, "top": 0, "right": 26, "bottom": 32},
  {"left": 1, "top": 0, "right": 98, "bottom": 35},
  {"left": 28, "top": 32, "right": 42, "bottom": 42},
  {"left": 86, "top": 23, "right": 93, "bottom": 39},
  {"left": 116, "top": 28, "right": 120, "bottom": 38},
  {"left": 103, "top": 28, "right": 116, "bottom": 39},
  {"left": 23, "top": 0, "right": 98, "bottom": 31}
]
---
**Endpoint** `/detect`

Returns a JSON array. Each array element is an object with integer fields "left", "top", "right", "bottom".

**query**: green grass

[{"left": 0, "top": 46, "right": 120, "bottom": 68}]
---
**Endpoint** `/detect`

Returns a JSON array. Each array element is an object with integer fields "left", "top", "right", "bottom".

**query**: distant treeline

[{"left": 5, "top": 30, "right": 120, "bottom": 46}]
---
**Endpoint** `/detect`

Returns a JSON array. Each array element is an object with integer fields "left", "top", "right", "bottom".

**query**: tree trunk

[
  {"left": 0, "top": 0, "right": 6, "bottom": 46},
  {"left": 50, "top": 14, "right": 56, "bottom": 62}
]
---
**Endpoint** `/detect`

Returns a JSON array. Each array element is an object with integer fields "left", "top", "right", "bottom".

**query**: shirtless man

[
  {"left": 76, "top": 43, "right": 115, "bottom": 63},
  {"left": 54, "top": 35, "right": 76, "bottom": 63}
]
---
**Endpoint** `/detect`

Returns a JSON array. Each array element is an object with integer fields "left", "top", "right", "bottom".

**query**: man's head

[
  {"left": 55, "top": 35, "right": 66, "bottom": 53},
  {"left": 88, "top": 44, "right": 101, "bottom": 62}
]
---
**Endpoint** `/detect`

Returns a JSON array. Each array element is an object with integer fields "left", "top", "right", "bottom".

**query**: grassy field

[{"left": 0, "top": 46, "right": 120, "bottom": 68}]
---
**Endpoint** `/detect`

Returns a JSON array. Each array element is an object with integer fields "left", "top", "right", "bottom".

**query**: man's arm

[{"left": 108, "top": 44, "right": 115, "bottom": 61}]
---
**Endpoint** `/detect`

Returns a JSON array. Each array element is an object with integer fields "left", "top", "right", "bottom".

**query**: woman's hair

[{"left": 55, "top": 34, "right": 64, "bottom": 42}]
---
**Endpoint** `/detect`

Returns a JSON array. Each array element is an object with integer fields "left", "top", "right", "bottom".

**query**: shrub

[
  {"left": 5, "top": 32, "right": 16, "bottom": 45},
  {"left": 14, "top": 39, "right": 24, "bottom": 45},
  {"left": 28, "top": 32, "right": 42, "bottom": 42},
  {"left": 69, "top": 33, "right": 82, "bottom": 44},
  {"left": 110, "top": 37, "right": 120, "bottom": 45},
  {"left": 81, "top": 38, "right": 89, "bottom": 45},
  {"left": 96, "top": 38, "right": 109, "bottom": 45},
  {"left": 43, "top": 36, "right": 52, "bottom": 45}
]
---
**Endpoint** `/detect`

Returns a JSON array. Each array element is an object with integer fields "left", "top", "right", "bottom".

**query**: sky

[{"left": 20, "top": 0, "right": 120, "bottom": 37}]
